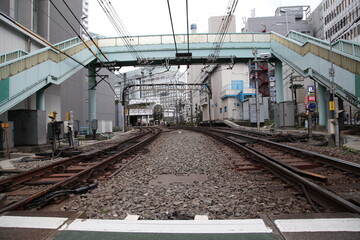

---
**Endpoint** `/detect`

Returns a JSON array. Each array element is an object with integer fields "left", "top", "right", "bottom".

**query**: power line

[
  {"left": 62, "top": 0, "right": 109, "bottom": 62},
  {"left": 49, "top": 0, "right": 102, "bottom": 63},
  {"left": 167, "top": 0, "right": 178, "bottom": 54},
  {"left": 1, "top": 6, "right": 120, "bottom": 101},
  {"left": 186, "top": 0, "right": 190, "bottom": 55},
  {"left": 26, "top": 0, "right": 74, "bottom": 39},
  {"left": 208, "top": 0, "right": 239, "bottom": 62},
  {"left": 97, "top": 0, "right": 144, "bottom": 61}
]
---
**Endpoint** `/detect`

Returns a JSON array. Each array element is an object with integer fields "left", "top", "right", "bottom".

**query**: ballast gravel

[{"left": 63, "top": 129, "right": 315, "bottom": 219}]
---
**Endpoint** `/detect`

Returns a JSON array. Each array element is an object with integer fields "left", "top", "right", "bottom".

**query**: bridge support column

[
  {"left": 36, "top": 89, "right": 45, "bottom": 111},
  {"left": 88, "top": 65, "right": 96, "bottom": 126},
  {"left": 317, "top": 84, "right": 327, "bottom": 127},
  {"left": 275, "top": 61, "right": 284, "bottom": 103}
]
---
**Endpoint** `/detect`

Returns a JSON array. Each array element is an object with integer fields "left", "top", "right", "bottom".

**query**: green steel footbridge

[{"left": 1, "top": 31, "right": 359, "bottom": 122}]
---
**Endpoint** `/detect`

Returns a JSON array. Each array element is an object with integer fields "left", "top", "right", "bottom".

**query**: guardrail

[
  {"left": 97, "top": 33, "right": 271, "bottom": 47},
  {"left": 287, "top": 31, "right": 360, "bottom": 59},
  {"left": 53, "top": 37, "right": 81, "bottom": 51},
  {"left": 0, "top": 49, "right": 28, "bottom": 64}
]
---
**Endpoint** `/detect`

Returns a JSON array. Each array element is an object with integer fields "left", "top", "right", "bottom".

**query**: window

[
  {"left": 220, "top": 108, "right": 222, "bottom": 113},
  {"left": 224, "top": 106, "right": 227, "bottom": 112}
]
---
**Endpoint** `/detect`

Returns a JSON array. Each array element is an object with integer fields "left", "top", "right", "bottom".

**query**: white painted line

[
  {"left": 194, "top": 215, "right": 208, "bottom": 220},
  {"left": 0, "top": 216, "right": 68, "bottom": 229},
  {"left": 64, "top": 219, "right": 272, "bottom": 234},
  {"left": 125, "top": 215, "right": 140, "bottom": 221},
  {"left": 275, "top": 218, "right": 360, "bottom": 232}
]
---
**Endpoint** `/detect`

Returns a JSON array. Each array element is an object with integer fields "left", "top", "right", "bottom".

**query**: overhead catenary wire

[
  {"left": 58, "top": 0, "right": 132, "bottom": 93},
  {"left": 97, "top": 0, "right": 144, "bottom": 62},
  {"left": 97, "top": 0, "right": 139, "bottom": 60},
  {"left": 0, "top": 11, "right": 121, "bottom": 101},
  {"left": 62, "top": 0, "right": 109, "bottom": 62},
  {"left": 25, "top": 0, "right": 74, "bottom": 39},
  {"left": 60, "top": 0, "right": 125, "bottom": 81},
  {"left": 49, "top": 0, "right": 103, "bottom": 64},
  {"left": 208, "top": 0, "right": 239, "bottom": 62},
  {"left": 186, "top": 0, "right": 190, "bottom": 55},
  {"left": 0, "top": 11, "right": 88, "bottom": 68},
  {"left": 167, "top": 0, "right": 178, "bottom": 54}
]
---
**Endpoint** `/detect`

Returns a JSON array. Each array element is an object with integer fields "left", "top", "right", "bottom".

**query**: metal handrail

[
  {"left": 0, "top": 49, "right": 28, "bottom": 64},
  {"left": 287, "top": 30, "right": 360, "bottom": 58}
]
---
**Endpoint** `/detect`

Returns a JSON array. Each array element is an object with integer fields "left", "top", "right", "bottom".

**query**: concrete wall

[
  {"left": 0, "top": 20, "right": 44, "bottom": 53},
  {"left": 308, "top": 3, "right": 324, "bottom": 39},
  {"left": 244, "top": 15, "right": 313, "bottom": 35},
  {"left": 208, "top": 15, "right": 236, "bottom": 33},
  {"left": 0, "top": 0, "right": 115, "bottom": 143}
]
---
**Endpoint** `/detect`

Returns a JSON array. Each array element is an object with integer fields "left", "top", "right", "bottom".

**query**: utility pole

[
  {"left": 252, "top": 48, "right": 260, "bottom": 130},
  {"left": 208, "top": 75, "right": 212, "bottom": 127},
  {"left": 329, "top": 37, "right": 340, "bottom": 146},
  {"left": 190, "top": 90, "right": 193, "bottom": 125},
  {"left": 122, "top": 73, "right": 127, "bottom": 132}
]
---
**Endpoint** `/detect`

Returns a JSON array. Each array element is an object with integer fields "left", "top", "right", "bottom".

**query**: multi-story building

[
  {"left": 323, "top": 0, "right": 360, "bottom": 41},
  {"left": 309, "top": 0, "right": 360, "bottom": 42},
  {"left": 0, "top": 0, "right": 115, "bottom": 147},
  {"left": 243, "top": 6, "right": 317, "bottom": 127},
  {"left": 242, "top": 6, "right": 313, "bottom": 36},
  {"left": 117, "top": 66, "right": 188, "bottom": 125},
  {"left": 188, "top": 15, "right": 269, "bottom": 125}
]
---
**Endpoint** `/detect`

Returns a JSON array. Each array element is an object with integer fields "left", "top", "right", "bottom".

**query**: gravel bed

[
  {"left": 0, "top": 130, "right": 140, "bottom": 181},
  {"left": 8, "top": 130, "right": 140, "bottom": 172},
  {"left": 63, "top": 129, "right": 315, "bottom": 220},
  {"left": 283, "top": 141, "right": 360, "bottom": 164}
]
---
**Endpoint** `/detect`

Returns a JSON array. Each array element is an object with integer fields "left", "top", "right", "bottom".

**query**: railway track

[
  {"left": 189, "top": 127, "right": 360, "bottom": 214},
  {"left": 215, "top": 126, "right": 310, "bottom": 143},
  {"left": 0, "top": 127, "right": 161, "bottom": 213}
]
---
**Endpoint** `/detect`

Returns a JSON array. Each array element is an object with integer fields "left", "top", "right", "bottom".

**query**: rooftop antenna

[
  {"left": 251, "top": 8, "right": 255, "bottom": 18},
  {"left": 242, "top": 16, "right": 247, "bottom": 24}
]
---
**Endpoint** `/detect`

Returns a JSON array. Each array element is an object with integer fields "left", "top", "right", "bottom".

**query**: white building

[
  {"left": 323, "top": 0, "right": 360, "bottom": 42},
  {"left": 118, "top": 66, "right": 188, "bottom": 125}
]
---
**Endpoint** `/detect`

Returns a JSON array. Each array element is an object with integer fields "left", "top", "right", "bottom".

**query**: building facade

[
  {"left": 0, "top": 0, "right": 115, "bottom": 147},
  {"left": 242, "top": 6, "right": 313, "bottom": 36},
  {"left": 117, "top": 66, "right": 188, "bottom": 126},
  {"left": 188, "top": 15, "right": 266, "bottom": 125},
  {"left": 309, "top": 0, "right": 360, "bottom": 42}
]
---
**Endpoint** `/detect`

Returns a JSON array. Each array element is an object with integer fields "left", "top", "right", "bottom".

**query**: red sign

[{"left": 307, "top": 95, "right": 316, "bottom": 102}]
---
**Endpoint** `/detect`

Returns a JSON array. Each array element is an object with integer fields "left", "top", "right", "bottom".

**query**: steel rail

[
  {"left": 192, "top": 128, "right": 360, "bottom": 214},
  {"left": 0, "top": 127, "right": 161, "bottom": 213},
  {"left": 0, "top": 134, "right": 142, "bottom": 191},
  {"left": 214, "top": 128, "right": 360, "bottom": 176}
]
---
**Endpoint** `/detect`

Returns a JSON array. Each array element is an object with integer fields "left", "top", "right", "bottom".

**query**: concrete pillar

[
  {"left": 36, "top": 89, "right": 45, "bottom": 111},
  {"left": 318, "top": 84, "right": 327, "bottom": 127},
  {"left": 88, "top": 65, "right": 96, "bottom": 124},
  {"left": 275, "top": 61, "right": 284, "bottom": 103}
]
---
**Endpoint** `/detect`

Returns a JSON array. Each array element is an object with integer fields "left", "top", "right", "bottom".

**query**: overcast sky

[{"left": 88, "top": 0, "right": 323, "bottom": 37}]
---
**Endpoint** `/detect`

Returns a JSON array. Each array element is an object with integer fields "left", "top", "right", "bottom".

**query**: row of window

[
  {"left": 325, "top": 6, "right": 360, "bottom": 39},
  {"left": 325, "top": 3, "right": 359, "bottom": 25},
  {"left": 339, "top": 24, "right": 360, "bottom": 40},
  {"left": 324, "top": 0, "right": 356, "bottom": 11}
]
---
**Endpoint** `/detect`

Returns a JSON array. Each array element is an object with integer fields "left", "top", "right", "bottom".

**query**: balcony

[
  {"left": 220, "top": 84, "right": 242, "bottom": 99},
  {"left": 220, "top": 89, "right": 241, "bottom": 99}
]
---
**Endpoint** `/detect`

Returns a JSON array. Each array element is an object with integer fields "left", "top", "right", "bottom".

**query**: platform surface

[{"left": 0, "top": 212, "right": 359, "bottom": 240}]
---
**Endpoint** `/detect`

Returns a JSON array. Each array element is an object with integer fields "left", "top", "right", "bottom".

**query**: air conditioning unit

[{"left": 260, "top": 53, "right": 271, "bottom": 59}]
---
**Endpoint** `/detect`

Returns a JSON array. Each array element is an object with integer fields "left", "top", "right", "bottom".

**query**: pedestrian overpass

[{"left": 0, "top": 31, "right": 359, "bottom": 116}]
